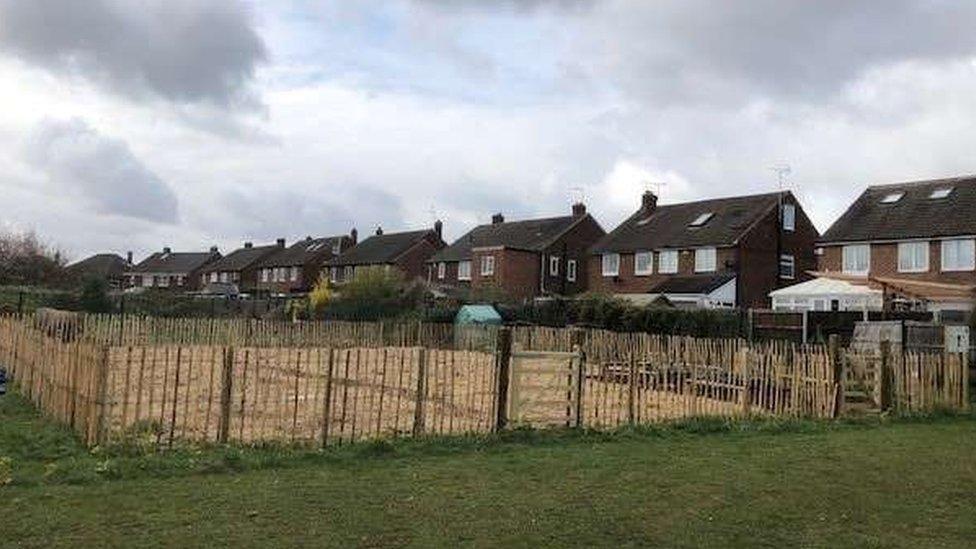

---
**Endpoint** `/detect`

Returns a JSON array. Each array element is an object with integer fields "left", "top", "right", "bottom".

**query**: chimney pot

[
  {"left": 641, "top": 191, "right": 658, "bottom": 213},
  {"left": 126, "top": 251, "right": 133, "bottom": 265},
  {"left": 572, "top": 202, "right": 587, "bottom": 217},
  {"left": 210, "top": 246, "right": 219, "bottom": 254},
  {"left": 375, "top": 226, "right": 384, "bottom": 236},
  {"left": 491, "top": 213, "right": 505, "bottom": 224},
  {"left": 162, "top": 247, "right": 171, "bottom": 254},
  {"left": 351, "top": 228, "right": 358, "bottom": 244},
  {"left": 276, "top": 238, "right": 286, "bottom": 248},
  {"left": 244, "top": 241, "right": 253, "bottom": 249},
  {"left": 434, "top": 219, "right": 443, "bottom": 239}
]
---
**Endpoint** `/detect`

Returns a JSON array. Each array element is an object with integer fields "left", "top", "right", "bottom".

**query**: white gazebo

[{"left": 770, "top": 277, "right": 882, "bottom": 312}]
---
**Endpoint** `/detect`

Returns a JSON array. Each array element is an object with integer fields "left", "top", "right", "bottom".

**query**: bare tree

[{"left": 0, "top": 230, "right": 70, "bottom": 287}]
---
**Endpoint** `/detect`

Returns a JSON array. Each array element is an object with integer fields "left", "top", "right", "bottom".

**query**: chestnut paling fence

[{"left": 0, "top": 314, "right": 968, "bottom": 447}]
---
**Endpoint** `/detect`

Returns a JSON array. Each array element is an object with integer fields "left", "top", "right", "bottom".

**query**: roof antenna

[
  {"left": 569, "top": 186, "right": 585, "bottom": 204},
  {"left": 645, "top": 181, "right": 667, "bottom": 199},
  {"left": 769, "top": 165, "right": 791, "bottom": 192}
]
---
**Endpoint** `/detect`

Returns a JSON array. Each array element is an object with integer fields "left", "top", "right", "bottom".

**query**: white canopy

[{"left": 770, "top": 277, "right": 882, "bottom": 312}]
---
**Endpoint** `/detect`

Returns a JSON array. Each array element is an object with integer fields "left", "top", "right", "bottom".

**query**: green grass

[{"left": 2, "top": 391, "right": 976, "bottom": 548}]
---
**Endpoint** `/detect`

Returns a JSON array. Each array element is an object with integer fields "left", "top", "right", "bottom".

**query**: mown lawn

[{"left": 2, "top": 390, "right": 976, "bottom": 548}]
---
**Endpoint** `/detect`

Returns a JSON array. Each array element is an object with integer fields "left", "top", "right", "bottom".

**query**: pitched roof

[
  {"left": 257, "top": 236, "right": 349, "bottom": 268},
  {"left": 649, "top": 272, "right": 737, "bottom": 295},
  {"left": 591, "top": 192, "right": 785, "bottom": 254},
  {"left": 66, "top": 253, "right": 128, "bottom": 279},
  {"left": 130, "top": 251, "right": 219, "bottom": 274},
  {"left": 202, "top": 244, "right": 281, "bottom": 272},
  {"left": 330, "top": 230, "right": 440, "bottom": 266},
  {"left": 820, "top": 175, "right": 976, "bottom": 244},
  {"left": 432, "top": 215, "right": 587, "bottom": 262}
]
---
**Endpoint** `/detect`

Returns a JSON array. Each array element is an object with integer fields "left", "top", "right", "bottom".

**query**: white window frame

[
  {"left": 549, "top": 256, "right": 560, "bottom": 276},
  {"left": 634, "top": 251, "right": 653, "bottom": 276},
  {"left": 330, "top": 267, "right": 338, "bottom": 283},
  {"left": 897, "top": 241, "right": 929, "bottom": 273},
  {"left": 210, "top": 272, "right": 218, "bottom": 283},
  {"left": 779, "top": 254, "right": 795, "bottom": 280},
  {"left": 601, "top": 253, "right": 620, "bottom": 277},
  {"left": 481, "top": 256, "right": 495, "bottom": 276},
  {"left": 941, "top": 239, "right": 976, "bottom": 272},
  {"left": 567, "top": 259, "right": 577, "bottom": 282},
  {"left": 457, "top": 260, "right": 472, "bottom": 281},
  {"left": 260, "top": 269, "right": 269, "bottom": 283},
  {"left": 143, "top": 275, "right": 153, "bottom": 288},
  {"left": 694, "top": 247, "right": 717, "bottom": 273},
  {"left": 290, "top": 266, "right": 299, "bottom": 281},
  {"left": 438, "top": 262, "right": 446, "bottom": 280},
  {"left": 658, "top": 250, "right": 678, "bottom": 274},
  {"left": 842, "top": 244, "right": 871, "bottom": 275},
  {"left": 344, "top": 266, "right": 354, "bottom": 280},
  {"left": 782, "top": 203, "right": 796, "bottom": 232}
]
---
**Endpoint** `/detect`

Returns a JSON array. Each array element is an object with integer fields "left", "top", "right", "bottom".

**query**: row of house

[{"left": 68, "top": 175, "right": 976, "bottom": 313}]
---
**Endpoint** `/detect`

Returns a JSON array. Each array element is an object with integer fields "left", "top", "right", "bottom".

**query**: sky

[{"left": 2, "top": 0, "right": 976, "bottom": 262}]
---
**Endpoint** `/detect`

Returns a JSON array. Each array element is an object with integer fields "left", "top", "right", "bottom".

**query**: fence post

[
  {"left": 217, "top": 347, "right": 234, "bottom": 443},
  {"left": 571, "top": 328, "right": 585, "bottom": 428},
  {"left": 627, "top": 351, "right": 637, "bottom": 425},
  {"left": 963, "top": 350, "right": 971, "bottom": 411},
  {"left": 494, "top": 327, "right": 513, "bottom": 432},
  {"left": 739, "top": 347, "right": 751, "bottom": 415},
  {"left": 320, "top": 348, "right": 335, "bottom": 448},
  {"left": 879, "top": 340, "right": 892, "bottom": 411},
  {"left": 412, "top": 348, "right": 428, "bottom": 437},
  {"left": 95, "top": 345, "right": 111, "bottom": 447},
  {"left": 829, "top": 335, "right": 845, "bottom": 418}
]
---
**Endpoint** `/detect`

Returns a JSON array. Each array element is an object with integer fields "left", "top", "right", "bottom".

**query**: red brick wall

[
  {"left": 819, "top": 242, "right": 976, "bottom": 285},
  {"left": 541, "top": 215, "right": 606, "bottom": 296},
  {"left": 395, "top": 238, "right": 445, "bottom": 281},
  {"left": 468, "top": 249, "right": 541, "bottom": 301}
]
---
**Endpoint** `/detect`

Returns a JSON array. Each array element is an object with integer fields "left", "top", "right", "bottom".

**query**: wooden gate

[{"left": 508, "top": 350, "right": 583, "bottom": 428}]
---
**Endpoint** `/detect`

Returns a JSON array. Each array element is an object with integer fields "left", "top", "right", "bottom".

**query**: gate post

[
  {"left": 829, "top": 335, "right": 846, "bottom": 418},
  {"left": 217, "top": 347, "right": 234, "bottom": 443},
  {"left": 879, "top": 340, "right": 892, "bottom": 411},
  {"left": 494, "top": 328, "right": 513, "bottom": 432},
  {"left": 571, "top": 328, "right": 586, "bottom": 428}
]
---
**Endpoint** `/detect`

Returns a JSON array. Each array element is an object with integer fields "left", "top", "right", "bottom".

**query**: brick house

[
  {"left": 199, "top": 240, "right": 285, "bottom": 293},
  {"left": 328, "top": 223, "right": 446, "bottom": 283},
  {"left": 428, "top": 203, "right": 606, "bottom": 301},
  {"left": 255, "top": 231, "right": 358, "bottom": 295},
  {"left": 812, "top": 176, "right": 976, "bottom": 312},
  {"left": 126, "top": 247, "right": 221, "bottom": 291},
  {"left": 589, "top": 190, "right": 818, "bottom": 309},
  {"left": 67, "top": 252, "right": 132, "bottom": 289}
]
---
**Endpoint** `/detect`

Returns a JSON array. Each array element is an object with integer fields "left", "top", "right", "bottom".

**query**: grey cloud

[
  {"left": 23, "top": 118, "right": 179, "bottom": 224},
  {"left": 0, "top": 0, "right": 266, "bottom": 108}
]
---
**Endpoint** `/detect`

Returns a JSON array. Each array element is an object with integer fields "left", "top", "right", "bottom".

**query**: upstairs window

[
  {"left": 634, "top": 251, "right": 653, "bottom": 276},
  {"left": 929, "top": 188, "right": 953, "bottom": 199},
  {"left": 260, "top": 269, "right": 269, "bottom": 282},
  {"left": 694, "top": 247, "right": 717, "bottom": 272},
  {"left": 897, "top": 241, "right": 929, "bottom": 273},
  {"left": 842, "top": 244, "right": 870, "bottom": 275},
  {"left": 329, "top": 267, "right": 338, "bottom": 283},
  {"left": 658, "top": 250, "right": 678, "bottom": 274},
  {"left": 782, "top": 203, "right": 796, "bottom": 232},
  {"left": 567, "top": 259, "right": 577, "bottom": 282},
  {"left": 549, "top": 256, "right": 560, "bottom": 276},
  {"left": 437, "top": 262, "right": 446, "bottom": 280},
  {"left": 689, "top": 212, "right": 714, "bottom": 227},
  {"left": 458, "top": 260, "right": 472, "bottom": 281},
  {"left": 880, "top": 192, "right": 904, "bottom": 204},
  {"left": 481, "top": 256, "right": 495, "bottom": 276},
  {"left": 941, "top": 239, "right": 975, "bottom": 272},
  {"left": 601, "top": 253, "right": 620, "bottom": 277},
  {"left": 290, "top": 266, "right": 299, "bottom": 281}
]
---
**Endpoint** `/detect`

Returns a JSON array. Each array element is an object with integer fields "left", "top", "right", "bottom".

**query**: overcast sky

[{"left": 2, "top": 0, "right": 976, "bottom": 261}]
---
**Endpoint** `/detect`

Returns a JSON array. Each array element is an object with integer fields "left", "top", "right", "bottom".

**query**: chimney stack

[
  {"left": 572, "top": 202, "right": 587, "bottom": 217},
  {"left": 491, "top": 213, "right": 505, "bottom": 224},
  {"left": 162, "top": 246, "right": 171, "bottom": 254},
  {"left": 210, "top": 246, "right": 219, "bottom": 254},
  {"left": 351, "top": 228, "right": 358, "bottom": 244},
  {"left": 434, "top": 219, "right": 443, "bottom": 239},
  {"left": 126, "top": 251, "right": 133, "bottom": 265},
  {"left": 276, "top": 238, "right": 286, "bottom": 248},
  {"left": 641, "top": 191, "right": 658, "bottom": 213},
  {"left": 375, "top": 226, "right": 384, "bottom": 236},
  {"left": 244, "top": 241, "right": 253, "bottom": 249}
]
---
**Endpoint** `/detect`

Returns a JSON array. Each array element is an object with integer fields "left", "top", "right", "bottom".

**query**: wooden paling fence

[{"left": 0, "top": 314, "right": 969, "bottom": 448}]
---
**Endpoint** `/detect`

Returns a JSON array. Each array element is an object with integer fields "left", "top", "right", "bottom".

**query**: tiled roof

[
  {"left": 432, "top": 215, "right": 586, "bottom": 263},
  {"left": 202, "top": 244, "right": 281, "bottom": 273},
  {"left": 257, "top": 236, "right": 349, "bottom": 268},
  {"left": 820, "top": 175, "right": 976, "bottom": 244},
  {"left": 330, "top": 230, "right": 440, "bottom": 266},
  {"left": 130, "top": 251, "right": 219, "bottom": 274},
  {"left": 649, "top": 272, "right": 737, "bottom": 295},
  {"left": 591, "top": 192, "right": 785, "bottom": 253},
  {"left": 66, "top": 253, "right": 128, "bottom": 279}
]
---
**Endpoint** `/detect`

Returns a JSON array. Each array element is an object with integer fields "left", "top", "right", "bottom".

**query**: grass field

[{"left": 2, "top": 390, "right": 976, "bottom": 548}]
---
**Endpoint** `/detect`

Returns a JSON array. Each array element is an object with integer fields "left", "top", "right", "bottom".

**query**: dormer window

[
  {"left": 880, "top": 192, "right": 904, "bottom": 204},
  {"left": 929, "top": 188, "right": 952, "bottom": 199},
  {"left": 689, "top": 212, "right": 714, "bottom": 227}
]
